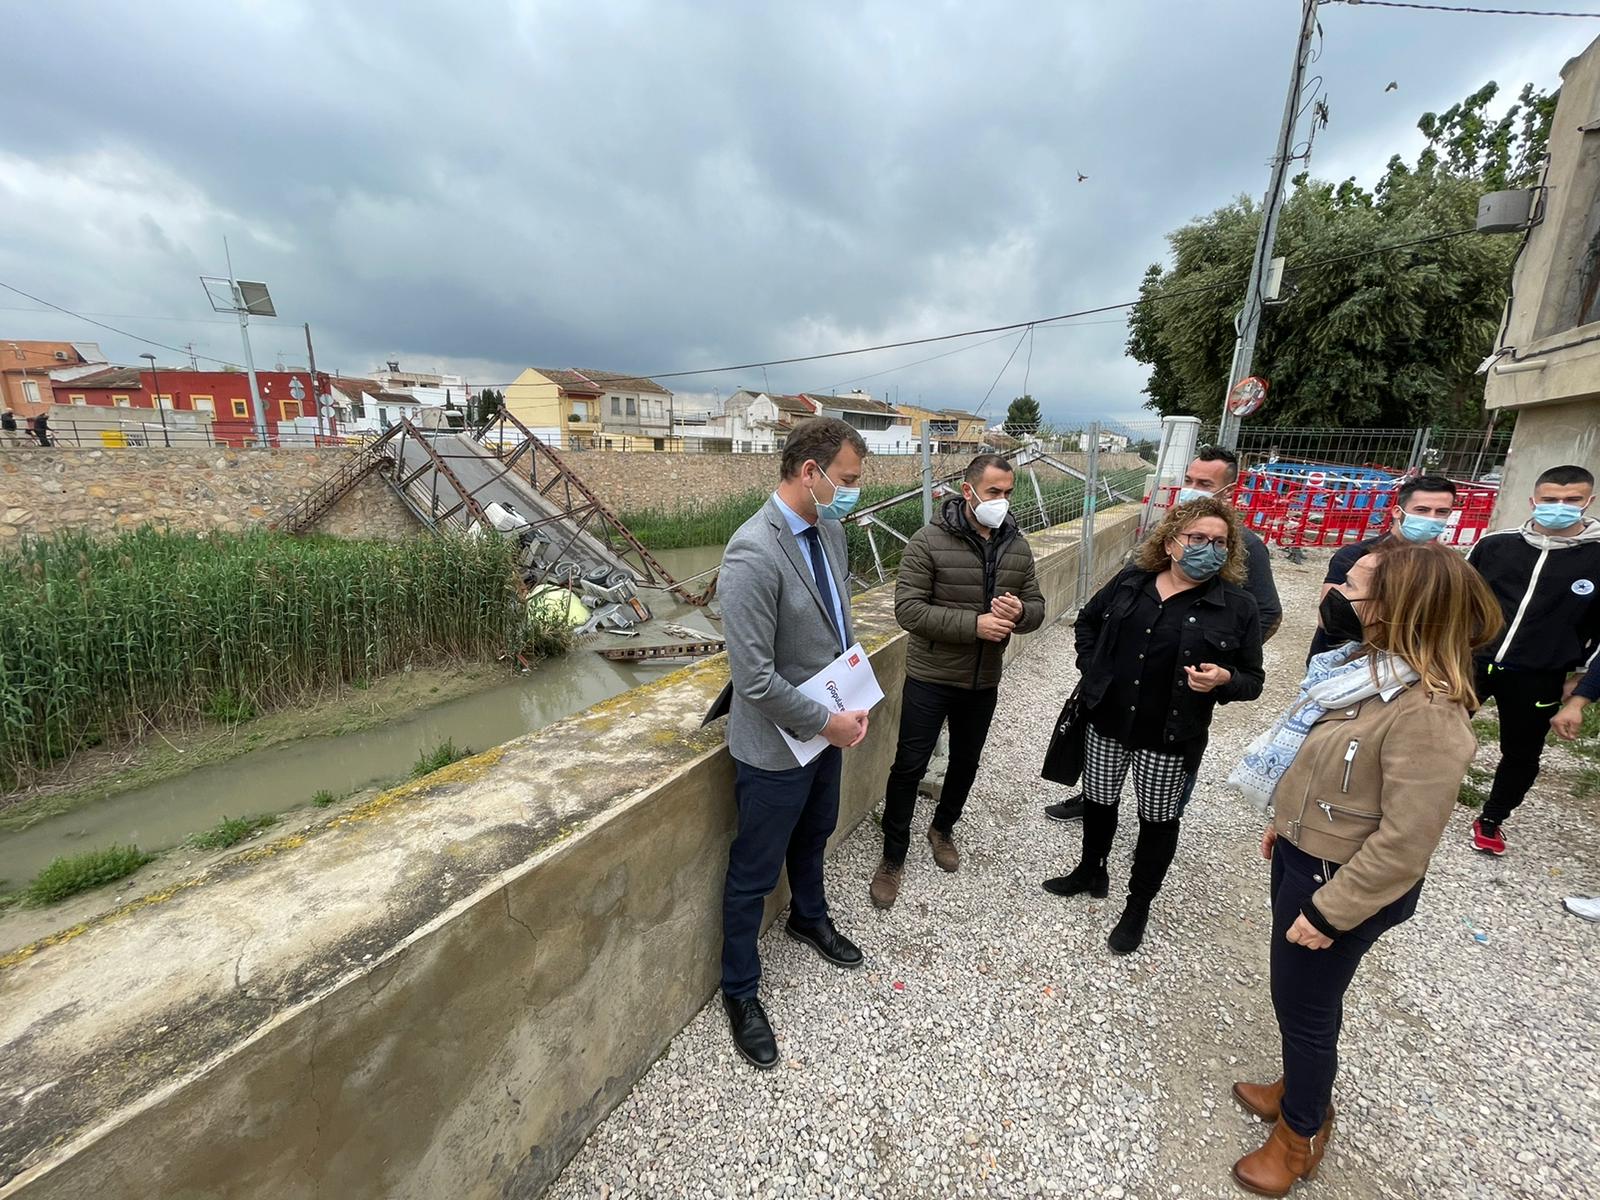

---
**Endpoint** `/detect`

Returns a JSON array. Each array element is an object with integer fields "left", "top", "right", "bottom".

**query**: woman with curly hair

[{"left": 1043, "top": 496, "right": 1265, "bottom": 953}]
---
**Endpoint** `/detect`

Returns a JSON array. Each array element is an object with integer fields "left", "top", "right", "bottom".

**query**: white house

[{"left": 803, "top": 391, "right": 915, "bottom": 454}]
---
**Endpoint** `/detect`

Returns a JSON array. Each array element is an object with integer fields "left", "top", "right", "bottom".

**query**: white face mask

[
  {"left": 974, "top": 499, "right": 1010, "bottom": 528},
  {"left": 968, "top": 491, "right": 1010, "bottom": 529}
]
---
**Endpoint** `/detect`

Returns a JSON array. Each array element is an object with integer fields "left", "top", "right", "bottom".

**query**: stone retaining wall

[
  {"left": 0, "top": 446, "right": 1151, "bottom": 541},
  {"left": 577, "top": 450, "right": 1151, "bottom": 515},
  {"left": 0, "top": 447, "right": 416, "bottom": 541}
]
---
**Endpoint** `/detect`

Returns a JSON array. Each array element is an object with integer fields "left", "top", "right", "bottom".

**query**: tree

[
  {"left": 478, "top": 388, "right": 504, "bottom": 422},
  {"left": 1004, "top": 394, "right": 1042, "bottom": 433},
  {"left": 1128, "top": 82, "right": 1555, "bottom": 429}
]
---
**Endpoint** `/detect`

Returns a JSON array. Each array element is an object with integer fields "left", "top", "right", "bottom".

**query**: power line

[
  {"left": 1332, "top": 0, "right": 1600, "bottom": 16},
  {"left": 974, "top": 327, "right": 1032, "bottom": 418},
  {"left": 0, "top": 281, "right": 238, "bottom": 367},
  {"left": 3, "top": 225, "right": 1491, "bottom": 391},
  {"left": 0, "top": 304, "right": 251, "bottom": 326}
]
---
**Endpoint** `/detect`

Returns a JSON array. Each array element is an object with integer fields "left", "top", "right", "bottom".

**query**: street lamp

[{"left": 139, "top": 353, "right": 171, "bottom": 447}]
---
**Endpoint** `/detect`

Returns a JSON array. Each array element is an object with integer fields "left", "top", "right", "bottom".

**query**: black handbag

[{"left": 1040, "top": 684, "right": 1086, "bottom": 787}]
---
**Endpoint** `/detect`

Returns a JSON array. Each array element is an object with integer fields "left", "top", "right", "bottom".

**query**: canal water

[{"left": 0, "top": 546, "right": 726, "bottom": 886}]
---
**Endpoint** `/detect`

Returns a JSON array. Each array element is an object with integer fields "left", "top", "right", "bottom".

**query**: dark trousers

[
  {"left": 880, "top": 676, "right": 999, "bottom": 864},
  {"left": 1475, "top": 663, "right": 1568, "bottom": 826},
  {"left": 1270, "top": 839, "right": 1420, "bottom": 1137},
  {"left": 721, "top": 747, "right": 842, "bottom": 999}
]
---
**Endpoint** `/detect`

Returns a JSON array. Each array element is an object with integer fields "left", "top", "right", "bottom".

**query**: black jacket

[
  {"left": 1467, "top": 520, "right": 1600, "bottom": 673},
  {"left": 1075, "top": 566, "right": 1265, "bottom": 754}
]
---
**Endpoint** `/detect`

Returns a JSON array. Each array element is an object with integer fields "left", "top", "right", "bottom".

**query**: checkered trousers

[{"left": 1082, "top": 722, "right": 1190, "bottom": 822}]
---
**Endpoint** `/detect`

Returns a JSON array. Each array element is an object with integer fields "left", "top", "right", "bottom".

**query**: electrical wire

[
  {"left": 1332, "top": 0, "right": 1600, "bottom": 16},
  {"left": 0, "top": 281, "right": 237, "bottom": 367},
  {"left": 973, "top": 327, "right": 1032, "bottom": 418},
  {"left": 7, "top": 226, "right": 1496, "bottom": 395}
]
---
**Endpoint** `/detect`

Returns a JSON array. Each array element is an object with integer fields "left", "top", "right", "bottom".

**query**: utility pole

[
  {"left": 1216, "top": 0, "right": 1319, "bottom": 450},
  {"left": 920, "top": 422, "right": 933, "bottom": 525},
  {"left": 304, "top": 323, "right": 322, "bottom": 441},
  {"left": 225, "top": 239, "right": 269, "bottom": 445}
]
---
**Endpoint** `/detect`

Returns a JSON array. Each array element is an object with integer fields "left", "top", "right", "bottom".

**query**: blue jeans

[
  {"left": 1270, "top": 839, "right": 1422, "bottom": 1136},
  {"left": 721, "top": 747, "right": 842, "bottom": 999}
]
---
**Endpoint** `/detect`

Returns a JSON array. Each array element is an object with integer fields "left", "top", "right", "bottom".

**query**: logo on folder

[{"left": 848, "top": 652, "right": 861, "bottom": 667}]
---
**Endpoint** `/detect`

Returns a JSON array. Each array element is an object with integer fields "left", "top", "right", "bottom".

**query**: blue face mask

[
  {"left": 1532, "top": 502, "right": 1585, "bottom": 531},
  {"left": 1176, "top": 542, "right": 1227, "bottom": 581},
  {"left": 811, "top": 467, "right": 861, "bottom": 521},
  {"left": 1175, "top": 487, "right": 1211, "bottom": 505},
  {"left": 1397, "top": 512, "right": 1448, "bottom": 543}
]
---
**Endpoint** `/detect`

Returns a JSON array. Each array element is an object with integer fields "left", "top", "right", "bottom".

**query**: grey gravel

[{"left": 547, "top": 553, "right": 1600, "bottom": 1199}]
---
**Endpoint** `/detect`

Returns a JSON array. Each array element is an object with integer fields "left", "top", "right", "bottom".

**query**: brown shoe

[
  {"left": 927, "top": 826, "right": 959, "bottom": 872},
  {"left": 1231, "top": 1114, "right": 1332, "bottom": 1198},
  {"left": 869, "top": 858, "right": 904, "bottom": 910},
  {"left": 1232, "top": 1078, "right": 1285, "bottom": 1122}
]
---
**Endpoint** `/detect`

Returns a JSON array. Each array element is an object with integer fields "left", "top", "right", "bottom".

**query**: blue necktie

[{"left": 800, "top": 526, "right": 843, "bottom": 649}]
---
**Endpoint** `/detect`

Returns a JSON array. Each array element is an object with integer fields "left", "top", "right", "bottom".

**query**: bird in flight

[
  {"left": 1385, "top": 81, "right": 1398, "bottom": 92},
  {"left": 1077, "top": 172, "right": 1089, "bottom": 183}
]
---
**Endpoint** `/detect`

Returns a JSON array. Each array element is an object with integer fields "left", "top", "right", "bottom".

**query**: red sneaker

[{"left": 1471, "top": 819, "right": 1506, "bottom": 856}]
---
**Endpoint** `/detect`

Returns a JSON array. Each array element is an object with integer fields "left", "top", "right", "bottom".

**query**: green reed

[{"left": 0, "top": 528, "right": 531, "bottom": 788}]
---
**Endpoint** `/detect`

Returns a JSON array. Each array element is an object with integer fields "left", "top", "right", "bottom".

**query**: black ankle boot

[
  {"left": 1107, "top": 897, "right": 1151, "bottom": 954},
  {"left": 1107, "top": 817, "right": 1181, "bottom": 954},
  {"left": 1042, "top": 801, "right": 1117, "bottom": 898}
]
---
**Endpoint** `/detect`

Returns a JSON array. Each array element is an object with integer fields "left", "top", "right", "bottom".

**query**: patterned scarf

[{"left": 1227, "top": 644, "right": 1418, "bottom": 813}]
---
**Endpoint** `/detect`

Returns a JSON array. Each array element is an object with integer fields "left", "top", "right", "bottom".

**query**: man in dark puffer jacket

[{"left": 870, "top": 453, "right": 1046, "bottom": 909}]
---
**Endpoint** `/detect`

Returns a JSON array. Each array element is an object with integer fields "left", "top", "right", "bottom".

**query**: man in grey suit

[{"left": 718, "top": 417, "right": 871, "bottom": 1069}]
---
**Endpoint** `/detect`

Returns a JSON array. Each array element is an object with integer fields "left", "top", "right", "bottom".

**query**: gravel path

[{"left": 548, "top": 553, "right": 1600, "bottom": 1200}]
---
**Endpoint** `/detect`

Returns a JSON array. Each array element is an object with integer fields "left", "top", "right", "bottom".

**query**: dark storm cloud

[{"left": 0, "top": 0, "right": 1591, "bottom": 423}]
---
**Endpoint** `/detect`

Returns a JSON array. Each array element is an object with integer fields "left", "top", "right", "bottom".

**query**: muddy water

[{"left": 0, "top": 546, "right": 727, "bottom": 887}]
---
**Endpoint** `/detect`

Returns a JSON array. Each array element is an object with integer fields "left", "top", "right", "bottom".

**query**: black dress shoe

[
  {"left": 1045, "top": 796, "right": 1085, "bottom": 822},
  {"left": 785, "top": 916, "right": 864, "bottom": 969},
  {"left": 722, "top": 993, "right": 779, "bottom": 1069}
]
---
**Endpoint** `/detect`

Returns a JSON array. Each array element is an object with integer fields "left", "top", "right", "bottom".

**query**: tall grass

[{"left": 0, "top": 528, "right": 539, "bottom": 788}]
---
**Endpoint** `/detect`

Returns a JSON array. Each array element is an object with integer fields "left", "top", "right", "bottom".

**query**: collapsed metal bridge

[{"left": 272, "top": 415, "right": 717, "bottom": 608}]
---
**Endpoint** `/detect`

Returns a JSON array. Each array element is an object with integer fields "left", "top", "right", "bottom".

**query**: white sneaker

[{"left": 1563, "top": 896, "right": 1600, "bottom": 923}]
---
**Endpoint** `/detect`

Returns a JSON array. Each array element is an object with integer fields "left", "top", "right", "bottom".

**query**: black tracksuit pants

[
  {"left": 881, "top": 676, "right": 998, "bottom": 865},
  {"left": 1475, "top": 662, "right": 1569, "bottom": 826}
]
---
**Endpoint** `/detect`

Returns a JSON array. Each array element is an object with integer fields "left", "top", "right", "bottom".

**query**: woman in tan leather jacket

[{"left": 1226, "top": 543, "right": 1502, "bottom": 1197}]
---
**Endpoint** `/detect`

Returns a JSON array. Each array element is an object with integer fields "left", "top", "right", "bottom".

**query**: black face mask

[{"left": 1319, "top": 591, "right": 1366, "bottom": 645}]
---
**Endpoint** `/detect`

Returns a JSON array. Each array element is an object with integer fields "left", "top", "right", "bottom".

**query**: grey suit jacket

[{"left": 720, "top": 496, "right": 855, "bottom": 771}]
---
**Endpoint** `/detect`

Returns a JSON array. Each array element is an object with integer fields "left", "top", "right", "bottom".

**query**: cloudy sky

[{"left": 2, "top": 1, "right": 1595, "bottom": 428}]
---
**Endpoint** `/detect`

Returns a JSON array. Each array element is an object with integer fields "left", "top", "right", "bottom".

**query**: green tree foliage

[
  {"left": 1004, "top": 394, "right": 1042, "bottom": 432},
  {"left": 1129, "top": 83, "right": 1556, "bottom": 428},
  {"left": 477, "top": 388, "right": 504, "bottom": 422}
]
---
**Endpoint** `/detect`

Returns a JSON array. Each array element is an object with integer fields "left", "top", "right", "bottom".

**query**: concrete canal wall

[{"left": 0, "top": 508, "right": 1141, "bottom": 1200}]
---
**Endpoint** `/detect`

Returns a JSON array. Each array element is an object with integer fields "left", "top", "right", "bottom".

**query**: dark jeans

[
  {"left": 880, "top": 676, "right": 999, "bottom": 864},
  {"left": 721, "top": 747, "right": 842, "bottom": 999},
  {"left": 1270, "top": 839, "right": 1421, "bottom": 1137},
  {"left": 1475, "top": 663, "right": 1567, "bottom": 826}
]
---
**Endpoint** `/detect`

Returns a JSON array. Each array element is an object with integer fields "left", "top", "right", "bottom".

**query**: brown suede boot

[
  {"left": 869, "top": 859, "right": 904, "bottom": 910},
  {"left": 927, "top": 827, "right": 959, "bottom": 873},
  {"left": 1232, "top": 1078, "right": 1285, "bottom": 1122},
  {"left": 1231, "top": 1114, "right": 1332, "bottom": 1198}
]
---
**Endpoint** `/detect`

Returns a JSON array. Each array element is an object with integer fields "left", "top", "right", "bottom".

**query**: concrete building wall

[
  {"left": 1483, "top": 36, "right": 1600, "bottom": 525},
  {"left": 0, "top": 507, "right": 1141, "bottom": 1200}
]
